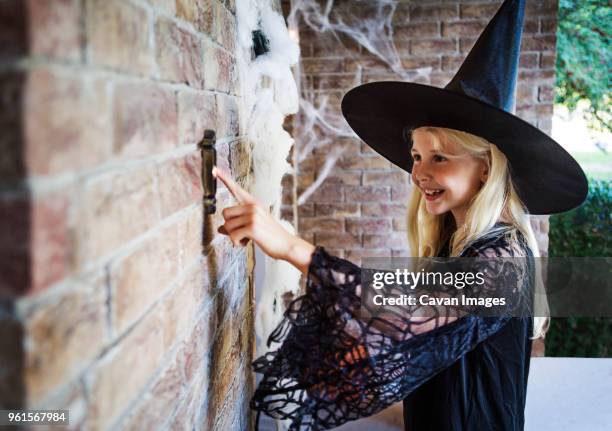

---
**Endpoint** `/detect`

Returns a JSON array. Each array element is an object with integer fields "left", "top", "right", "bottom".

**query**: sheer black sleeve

[{"left": 251, "top": 231, "right": 533, "bottom": 430}]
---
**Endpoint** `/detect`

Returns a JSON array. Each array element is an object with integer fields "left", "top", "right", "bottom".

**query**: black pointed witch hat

[{"left": 340, "top": 0, "right": 588, "bottom": 215}]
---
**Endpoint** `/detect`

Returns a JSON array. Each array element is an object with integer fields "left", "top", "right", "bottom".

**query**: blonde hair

[{"left": 406, "top": 126, "right": 549, "bottom": 339}]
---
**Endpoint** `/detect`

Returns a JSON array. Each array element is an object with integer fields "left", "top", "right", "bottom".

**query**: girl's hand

[{"left": 213, "top": 166, "right": 295, "bottom": 261}]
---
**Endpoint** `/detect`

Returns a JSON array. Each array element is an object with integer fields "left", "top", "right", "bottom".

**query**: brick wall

[
  {"left": 286, "top": 0, "right": 557, "bottom": 265},
  {"left": 0, "top": 0, "right": 255, "bottom": 429}
]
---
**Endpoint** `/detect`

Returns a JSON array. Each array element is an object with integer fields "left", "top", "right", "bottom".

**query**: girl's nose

[{"left": 413, "top": 164, "right": 432, "bottom": 183}]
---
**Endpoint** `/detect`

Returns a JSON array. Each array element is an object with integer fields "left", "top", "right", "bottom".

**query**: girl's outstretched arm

[{"left": 213, "top": 166, "right": 316, "bottom": 274}]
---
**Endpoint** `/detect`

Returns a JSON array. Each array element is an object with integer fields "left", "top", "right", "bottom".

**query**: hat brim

[{"left": 341, "top": 81, "right": 588, "bottom": 215}]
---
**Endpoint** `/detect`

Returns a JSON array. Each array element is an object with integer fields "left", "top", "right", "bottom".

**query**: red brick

[
  {"left": 321, "top": 172, "right": 361, "bottom": 186},
  {"left": 316, "top": 232, "right": 361, "bottom": 249},
  {"left": 391, "top": 185, "right": 411, "bottom": 201},
  {"left": 345, "top": 185, "right": 390, "bottom": 202},
  {"left": 298, "top": 203, "right": 314, "bottom": 217},
  {"left": 535, "top": 104, "right": 553, "bottom": 116},
  {"left": 176, "top": 0, "right": 214, "bottom": 33},
  {"left": 518, "top": 69, "right": 555, "bottom": 82},
  {"left": 113, "top": 81, "right": 178, "bottom": 159},
  {"left": 204, "top": 41, "right": 236, "bottom": 93},
  {"left": 178, "top": 90, "right": 217, "bottom": 146},
  {"left": 216, "top": 94, "right": 240, "bottom": 138},
  {"left": 24, "top": 272, "right": 107, "bottom": 404},
  {"left": 215, "top": 2, "right": 236, "bottom": 52},
  {"left": 362, "top": 203, "right": 406, "bottom": 217},
  {"left": 312, "top": 74, "right": 358, "bottom": 91},
  {"left": 229, "top": 139, "right": 250, "bottom": 178},
  {"left": 441, "top": 55, "right": 464, "bottom": 71},
  {"left": 299, "top": 217, "right": 344, "bottom": 233},
  {"left": 393, "top": 217, "right": 407, "bottom": 232},
  {"left": 442, "top": 21, "right": 487, "bottom": 37},
  {"left": 392, "top": 3, "right": 410, "bottom": 26},
  {"left": 459, "top": 37, "right": 477, "bottom": 52},
  {"left": 28, "top": 188, "right": 78, "bottom": 294},
  {"left": 155, "top": 18, "right": 204, "bottom": 87},
  {"left": 110, "top": 223, "right": 180, "bottom": 333},
  {"left": 540, "top": 19, "right": 557, "bottom": 34},
  {"left": 363, "top": 234, "right": 407, "bottom": 249},
  {"left": 300, "top": 183, "right": 344, "bottom": 203},
  {"left": 523, "top": 19, "right": 539, "bottom": 34},
  {"left": 24, "top": 69, "right": 111, "bottom": 175},
  {"left": 297, "top": 172, "right": 315, "bottom": 188},
  {"left": 400, "top": 57, "right": 441, "bottom": 71},
  {"left": 162, "top": 266, "right": 210, "bottom": 354},
  {"left": 519, "top": 52, "right": 539, "bottom": 69},
  {"left": 538, "top": 85, "right": 555, "bottom": 103},
  {"left": 157, "top": 153, "right": 203, "bottom": 219},
  {"left": 312, "top": 32, "right": 361, "bottom": 57},
  {"left": 411, "top": 39, "right": 457, "bottom": 55},
  {"left": 346, "top": 218, "right": 391, "bottom": 234},
  {"left": 363, "top": 171, "right": 409, "bottom": 186},
  {"left": 517, "top": 83, "right": 536, "bottom": 104},
  {"left": 338, "top": 155, "right": 391, "bottom": 170},
  {"left": 87, "top": 0, "right": 153, "bottom": 76},
  {"left": 176, "top": 206, "right": 204, "bottom": 269},
  {"left": 28, "top": 0, "right": 81, "bottom": 60},
  {"left": 0, "top": 72, "right": 24, "bottom": 180},
  {"left": 540, "top": 53, "right": 556, "bottom": 69},
  {"left": 344, "top": 57, "right": 391, "bottom": 74},
  {"left": 521, "top": 34, "right": 557, "bottom": 52},
  {"left": 78, "top": 166, "right": 161, "bottom": 264},
  {"left": 86, "top": 305, "right": 166, "bottom": 430},
  {"left": 315, "top": 203, "right": 360, "bottom": 217},
  {"left": 410, "top": 4, "right": 458, "bottom": 22},
  {"left": 395, "top": 22, "right": 439, "bottom": 39},
  {"left": 303, "top": 58, "right": 345, "bottom": 74},
  {"left": 119, "top": 350, "right": 184, "bottom": 430},
  {"left": 525, "top": 2, "right": 559, "bottom": 17},
  {"left": 460, "top": 3, "right": 499, "bottom": 19}
]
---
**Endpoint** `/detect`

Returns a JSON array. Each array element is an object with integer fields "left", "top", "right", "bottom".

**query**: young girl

[
  {"left": 213, "top": 1, "right": 587, "bottom": 429},
  {"left": 213, "top": 125, "right": 538, "bottom": 430}
]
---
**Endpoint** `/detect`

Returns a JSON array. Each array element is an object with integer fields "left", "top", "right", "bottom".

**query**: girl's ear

[{"left": 480, "top": 163, "right": 489, "bottom": 183}]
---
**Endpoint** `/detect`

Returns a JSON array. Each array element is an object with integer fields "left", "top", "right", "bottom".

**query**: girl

[
  {"left": 213, "top": 125, "right": 538, "bottom": 430},
  {"left": 214, "top": 1, "right": 587, "bottom": 429}
]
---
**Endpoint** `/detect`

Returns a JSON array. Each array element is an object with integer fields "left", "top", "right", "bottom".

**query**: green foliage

[
  {"left": 549, "top": 177, "right": 611, "bottom": 257},
  {"left": 546, "top": 317, "right": 611, "bottom": 357},
  {"left": 555, "top": 0, "right": 611, "bottom": 133},
  {"left": 546, "top": 177, "right": 612, "bottom": 357}
]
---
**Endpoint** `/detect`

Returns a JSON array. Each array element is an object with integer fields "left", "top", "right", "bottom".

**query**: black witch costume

[
  {"left": 252, "top": 222, "right": 535, "bottom": 430},
  {"left": 250, "top": 0, "right": 587, "bottom": 429}
]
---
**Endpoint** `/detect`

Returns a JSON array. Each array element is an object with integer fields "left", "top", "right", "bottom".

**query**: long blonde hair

[{"left": 406, "top": 126, "right": 549, "bottom": 339}]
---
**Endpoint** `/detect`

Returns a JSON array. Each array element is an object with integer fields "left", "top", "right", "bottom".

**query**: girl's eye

[
  {"left": 412, "top": 154, "right": 420, "bottom": 161},
  {"left": 433, "top": 154, "right": 447, "bottom": 162}
]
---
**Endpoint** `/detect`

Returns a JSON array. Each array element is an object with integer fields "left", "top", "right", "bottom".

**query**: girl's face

[{"left": 410, "top": 130, "right": 488, "bottom": 226}]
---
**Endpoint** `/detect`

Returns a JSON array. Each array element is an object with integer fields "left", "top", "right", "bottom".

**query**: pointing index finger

[{"left": 212, "top": 166, "right": 254, "bottom": 204}]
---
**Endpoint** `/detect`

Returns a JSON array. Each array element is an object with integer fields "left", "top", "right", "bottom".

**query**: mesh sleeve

[{"left": 251, "top": 235, "right": 533, "bottom": 430}]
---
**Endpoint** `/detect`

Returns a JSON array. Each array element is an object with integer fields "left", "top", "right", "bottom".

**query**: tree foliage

[{"left": 555, "top": 0, "right": 611, "bottom": 132}]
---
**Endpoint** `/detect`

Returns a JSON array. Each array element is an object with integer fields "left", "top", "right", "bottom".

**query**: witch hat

[{"left": 341, "top": 0, "right": 588, "bottom": 215}]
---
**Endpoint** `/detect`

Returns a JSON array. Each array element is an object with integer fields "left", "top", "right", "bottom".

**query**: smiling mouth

[{"left": 423, "top": 188, "right": 445, "bottom": 200}]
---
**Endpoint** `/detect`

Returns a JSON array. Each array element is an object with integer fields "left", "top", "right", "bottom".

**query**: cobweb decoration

[{"left": 286, "top": 0, "right": 431, "bottom": 205}]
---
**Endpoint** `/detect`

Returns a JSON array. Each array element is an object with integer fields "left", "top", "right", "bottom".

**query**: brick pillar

[{"left": 0, "top": 0, "right": 254, "bottom": 428}]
